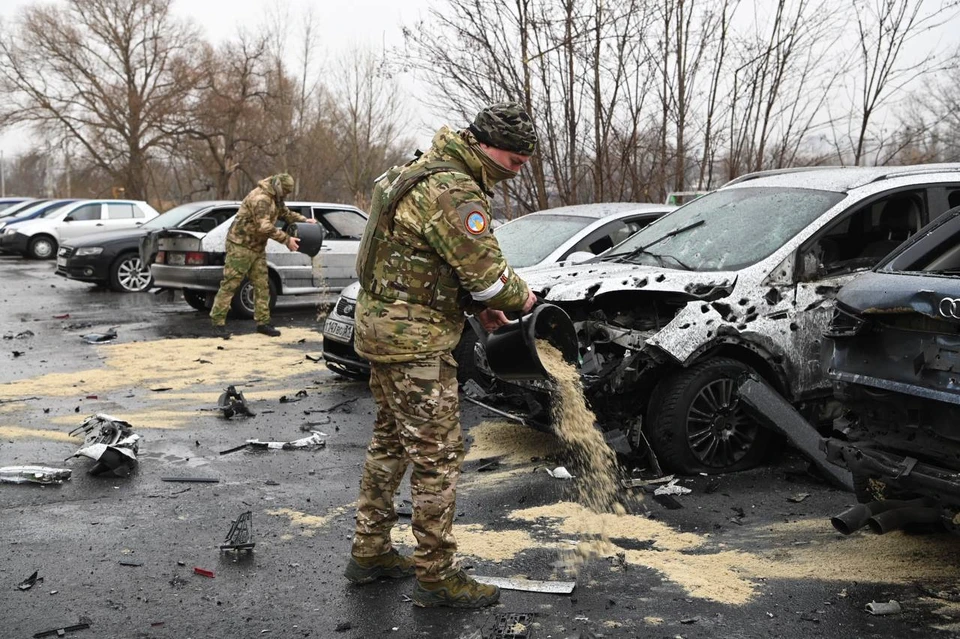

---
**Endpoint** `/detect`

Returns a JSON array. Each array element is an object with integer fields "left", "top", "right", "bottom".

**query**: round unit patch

[{"left": 465, "top": 211, "right": 487, "bottom": 235}]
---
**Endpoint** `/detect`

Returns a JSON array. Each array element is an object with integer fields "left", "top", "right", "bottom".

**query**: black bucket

[
  {"left": 483, "top": 303, "right": 579, "bottom": 381},
  {"left": 288, "top": 222, "right": 325, "bottom": 257}
]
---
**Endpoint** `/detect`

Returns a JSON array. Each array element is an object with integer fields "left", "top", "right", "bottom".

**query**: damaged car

[
  {"left": 823, "top": 205, "right": 960, "bottom": 529},
  {"left": 484, "top": 164, "right": 960, "bottom": 474}
]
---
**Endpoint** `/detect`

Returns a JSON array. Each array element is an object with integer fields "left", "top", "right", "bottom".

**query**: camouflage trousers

[
  {"left": 351, "top": 353, "right": 464, "bottom": 582},
  {"left": 210, "top": 241, "right": 270, "bottom": 325}
]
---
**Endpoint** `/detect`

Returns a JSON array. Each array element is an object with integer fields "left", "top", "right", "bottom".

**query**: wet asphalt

[{"left": 1, "top": 255, "right": 960, "bottom": 639}]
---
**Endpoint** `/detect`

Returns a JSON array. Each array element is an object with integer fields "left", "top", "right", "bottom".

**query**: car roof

[
  {"left": 516, "top": 202, "right": 672, "bottom": 220},
  {"left": 722, "top": 163, "right": 960, "bottom": 193}
]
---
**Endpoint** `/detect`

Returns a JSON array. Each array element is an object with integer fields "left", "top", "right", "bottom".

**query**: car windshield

[
  {"left": 494, "top": 214, "right": 597, "bottom": 268},
  {"left": 603, "top": 187, "right": 845, "bottom": 271},
  {"left": 142, "top": 202, "right": 211, "bottom": 230},
  {"left": 0, "top": 200, "right": 40, "bottom": 218}
]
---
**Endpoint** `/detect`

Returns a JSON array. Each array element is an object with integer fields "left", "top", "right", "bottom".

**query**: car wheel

[
  {"left": 453, "top": 328, "right": 481, "bottom": 385},
  {"left": 182, "top": 289, "right": 209, "bottom": 311},
  {"left": 28, "top": 235, "right": 57, "bottom": 260},
  {"left": 109, "top": 253, "right": 152, "bottom": 292},
  {"left": 646, "top": 357, "right": 775, "bottom": 474},
  {"left": 230, "top": 277, "right": 277, "bottom": 320}
]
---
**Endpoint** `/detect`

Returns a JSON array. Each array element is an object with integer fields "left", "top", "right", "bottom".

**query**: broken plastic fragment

[
  {"left": 67, "top": 413, "right": 140, "bottom": 477},
  {"left": 193, "top": 567, "right": 215, "bottom": 578},
  {"left": 246, "top": 431, "right": 326, "bottom": 451},
  {"left": 545, "top": 466, "right": 574, "bottom": 479},
  {"left": 866, "top": 600, "right": 902, "bottom": 615},
  {"left": 0, "top": 466, "right": 72, "bottom": 485},
  {"left": 80, "top": 328, "right": 117, "bottom": 343},
  {"left": 17, "top": 570, "right": 43, "bottom": 590},
  {"left": 218, "top": 385, "right": 255, "bottom": 419}
]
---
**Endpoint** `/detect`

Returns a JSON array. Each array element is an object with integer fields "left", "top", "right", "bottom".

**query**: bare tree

[{"left": 0, "top": 0, "right": 204, "bottom": 200}]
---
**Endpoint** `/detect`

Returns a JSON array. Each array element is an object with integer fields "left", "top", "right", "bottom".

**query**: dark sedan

[
  {"left": 56, "top": 201, "right": 239, "bottom": 292},
  {"left": 824, "top": 205, "right": 960, "bottom": 531}
]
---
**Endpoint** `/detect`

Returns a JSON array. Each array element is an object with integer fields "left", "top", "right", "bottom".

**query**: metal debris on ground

[
  {"left": 3, "top": 330, "right": 35, "bottom": 339},
  {"left": 279, "top": 390, "right": 308, "bottom": 403},
  {"left": 787, "top": 492, "right": 811, "bottom": 503},
  {"left": 118, "top": 560, "right": 143, "bottom": 567},
  {"left": 621, "top": 474, "right": 674, "bottom": 489},
  {"left": 220, "top": 511, "right": 255, "bottom": 552},
  {"left": 17, "top": 570, "right": 43, "bottom": 590},
  {"left": 32, "top": 622, "right": 91, "bottom": 638},
  {"left": 545, "top": 466, "right": 574, "bottom": 479},
  {"left": 67, "top": 413, "right": 140, "bottom": 477},
  {"left": 653, "top": 478, "right": 692, "bottom": 496},
  {"left": 247, "top": 431, "right": 326, "bottom": 451},
  {"left": 79, "top": 328, "right": 117, "bottom": 343},
  {"left": 305, "top": 354, "right": 322, "bottom": 362},
  {"left": 218, "top": 385, "right": 256, "bottom": 419},
  {"left": 473, "top": 576, "right": 576, "bottom": 594},
  {"left": 160, "top": 476, "right": 219, "bottom": 483},
  {"left": 0, "top": 466, "right": 72, "bottom": 485},
  {"left": 866, "top": 600, "right": 902, "bottom": 615},
  {"left": 486, "top": 612, "right": 535, "bottom": 638}
]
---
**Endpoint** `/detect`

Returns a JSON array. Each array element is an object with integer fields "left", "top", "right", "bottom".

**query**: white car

[
  {"left": 0, "top": 199, "right": 159, "bottom": 259},
  {"left": 321, "top": 202, "right": 675, "bottom": 379}
]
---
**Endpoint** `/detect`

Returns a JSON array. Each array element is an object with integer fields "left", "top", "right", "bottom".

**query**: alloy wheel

[{"left": 685, "top": 377, "right": 758, "bottom": 468}]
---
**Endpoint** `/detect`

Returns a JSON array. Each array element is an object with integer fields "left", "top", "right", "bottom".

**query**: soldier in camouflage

[
  {"left": 209, "top": 173, "right": 317, "bottom": 337},
  {"left": 343, "top": 103, "right": 539, "bottom": 609}
]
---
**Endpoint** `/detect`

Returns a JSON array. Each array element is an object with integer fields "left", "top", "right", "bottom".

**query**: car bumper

[
  {"left": 0, "top": 232, "right": 29, "bottom": 254},
  {"left": 321, "top": 337, "right": 370, "bottom": 372},
  {"left": 152, "top": 264, "right": 223, "bottom": 291},
  {"left": 55, "top": 254, "right": 111, "bottom": 282}
]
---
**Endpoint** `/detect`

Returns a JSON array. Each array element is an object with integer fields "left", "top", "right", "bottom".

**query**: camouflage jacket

[
  {"left": 354, "top": 126, "right": 530, "bottom": 363},
  {"left": 226, "top": 178, "right": 308, "bottom": 252}
]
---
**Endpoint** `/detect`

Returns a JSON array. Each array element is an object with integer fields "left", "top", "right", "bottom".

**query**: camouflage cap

[
  {"left": 272, "top": 173, "right": 295, "bottom": 197},
  {"left": 468, "top": 102, "right": 537, "bottom": 155}
]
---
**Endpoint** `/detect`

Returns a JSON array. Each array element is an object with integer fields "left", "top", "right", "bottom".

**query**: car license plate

[
  {"left": 56, "top": 257, "right": 67, "bottom": 268},
  {"left": 166, "top": 252, "right": 186, "bottom": 266},
  {"left": 324, "top": 318, "right": 354, "bottom": 343}
]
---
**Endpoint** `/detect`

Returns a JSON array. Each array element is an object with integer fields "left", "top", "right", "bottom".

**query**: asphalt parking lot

[{"left": 3, "top": 255, "right": 960, "bottom": 639}]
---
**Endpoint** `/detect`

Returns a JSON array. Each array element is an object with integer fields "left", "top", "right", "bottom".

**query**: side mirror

[
  {"left": 63, "top": 216, "right": 74, "bottom": 222},
  {"left": 565, "top": 251, "right": 595, "bottom": 264}
]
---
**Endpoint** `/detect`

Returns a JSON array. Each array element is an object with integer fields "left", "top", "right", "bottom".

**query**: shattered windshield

[
  {"left": 604, "top": 187, "right": 845, "bottom": 271},
  {"left": 494, "top": 214, "right": 596, "bottom": 268}
]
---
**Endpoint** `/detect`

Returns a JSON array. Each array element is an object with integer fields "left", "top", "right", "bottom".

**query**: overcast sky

[{"left": 0, "top": 0, "right": 438, "bottom": 157}]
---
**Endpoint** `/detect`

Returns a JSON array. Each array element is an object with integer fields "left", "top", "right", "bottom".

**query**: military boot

[
  {"left": 212, "top": 324, "right": 231, "bottom": 340},
  {"left": 412, "top": 570, "right": 500, "bottom": 608},
  {"left": 256, "top": 323, "right": 281, "bottom": 337},
  {"left": 344, "top": 548, "right": 416, "bottom": 584}
]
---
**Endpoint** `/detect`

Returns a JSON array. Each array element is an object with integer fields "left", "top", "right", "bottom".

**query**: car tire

[
  {"left": 28, "top": 235, "right": 57, "bottom": 260},
  {"left": 646, "top": 357, "right": 775, "bottom": 474},
  {"left": 109, "top": 252, "right": 152, "bottom": 292},
  {"left": 182, "top": 289, "right": 209, "bottom": 311},
  {"left": 230, "top": 277, "right": 277, "bottom": 320},
  {"left": 453, "top": 328, "right": 481, "bottom": 385}
]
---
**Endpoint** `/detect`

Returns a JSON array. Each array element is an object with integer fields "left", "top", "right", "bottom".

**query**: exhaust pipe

[
  {"left": 831, "top": 498, "right": 928, "bottom": 535},
  {"left": 868, "top": 505, "right": 940, "bottom": 535}
]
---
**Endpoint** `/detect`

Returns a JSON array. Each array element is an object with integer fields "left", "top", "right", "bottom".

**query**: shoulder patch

[{"left": 458, "top": 203, "right": 489, "bottom": 236}]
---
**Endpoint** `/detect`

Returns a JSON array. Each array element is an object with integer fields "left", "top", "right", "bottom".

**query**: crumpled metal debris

[
  {"left": 220, "top": 511, "right": 255, "bottom": 551},
  {"left": 654, "top": 478, "right": 692, "bottom": 496},
  {"left": 218, "top": 385, "right": 255, "bottom": 419},
  {"left": 80, "top": 328, "right": 117, "bottom": 343},
  {"left": 18, "top": 570, "right": 43, "bottom": 590},
  {"left": 68, "top": 413, "right": 140, "bottom": 477},
  {"left": 247, "top": 431, "right": 326, "bottom": 451},
  {"left": 0, "top": 466, "right": 72, "bottom": 485}
]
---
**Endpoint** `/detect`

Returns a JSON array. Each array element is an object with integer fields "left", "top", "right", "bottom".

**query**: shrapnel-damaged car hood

[{"left": 523, "top": 261, "right": 737, "bottom": 302}]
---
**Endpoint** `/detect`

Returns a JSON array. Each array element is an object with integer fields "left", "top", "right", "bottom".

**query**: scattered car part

[
  {"left": 220, "top": 511, "right": 255, "bottom": 552},
  {"left": 473, "top": 576, "right": 575, "bottom": 594},
  {"left": 865, "top": 600, "right": 902, "bottom": 615},
  {"left": 67, "top": 413, "right": 140, "bottom": 477},
  {"left": 80, "top": 329, "right": 117, "bottom": 344},
  {"left": 118, "top": 560, "right": 143, "bottom": 567},
  {"left": 160, "top": 476, "right": 219, "bottom": 483},
  {"left": 218, "top": 385, "right": 255, "bottom": 419},
  {"left": 545, "top": 466, "right": 574, "bottom": 479},
  {"left": 654, "top": 478, "right": 692, "bottom": 496},
  {"left": 246, "top": 431, "right": 326, "bottom": 451},
  {"left": 18, "top": 570, "right": 43, "bottom": 590},
  {"left": 193, "top": 567, "right": 215, "bottom": 578},
  {"left": 32, "top": 622, "right": 91, "bottom": 638},
  {"left": 737, "top": 377, "right": 853, "bottom": 491},
  {"left": 0, "top": 466, "right": 72, "bottom": 485},
  {"left": 279, "top": 390, "right": 308, "bottom": 403}
]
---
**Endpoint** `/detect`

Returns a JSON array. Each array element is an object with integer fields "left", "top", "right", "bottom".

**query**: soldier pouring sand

[{"left": 343, "top": 103, "right": 539, "bottom": 608}]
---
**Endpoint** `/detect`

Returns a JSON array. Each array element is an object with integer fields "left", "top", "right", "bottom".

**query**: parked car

[
  {"left": 0, "top": 199, "right": 72, "bottom": 232},
  {"left": 148, "top": 202, "right": 367, "bottom": 318},
  {"left": 56, "top": 201, "right": 240, "bottom": 292},
  {"left": 823, "top": 205, "right": 960, "bottom": 527},
  {"left": 0, "top": 198, "right": 43, "bottom": 219},
  {"left": 321, "top": 203, "right": 674, "bottom": 380},
  {"left": 0, "top": 197, "right": 32, "bottom": 214},
  {"left": 472, "top": 164, "right": 960, "bottom": 475},
  {"left": 0, "top": 199, "right": 158, "bottom": 259}
]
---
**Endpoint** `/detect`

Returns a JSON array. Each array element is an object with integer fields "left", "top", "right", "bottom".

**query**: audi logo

[{"left": 939, "top": 297, "right": 960, "bottom": 319}]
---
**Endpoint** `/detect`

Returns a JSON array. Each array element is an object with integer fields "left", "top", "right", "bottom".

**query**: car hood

[
  {"left": 7, "top": 218, "right": 54, "bottom": 234},
  {"left": 65, "top": 228, "right": 148, "bottom": 247},
  {"left": 523, "top": 260, "right": 737, "bottom": 302}
]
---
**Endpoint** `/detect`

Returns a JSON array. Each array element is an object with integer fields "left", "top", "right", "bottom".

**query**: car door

[
  {"left": 104, "top": 202, "right": 146, "bottom": 231},
  {"left": 789, "top": 187, "right": 929, "bottom": 395},
  {"left": 312, "top": 207, "right": 367, "bottom": 290},
  {"left": 58, "top": 202, "right": 106, "bottom": 242}
]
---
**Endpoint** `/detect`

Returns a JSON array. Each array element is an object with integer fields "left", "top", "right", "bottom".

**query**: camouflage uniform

[
  {"left": 209, "top": 174, "right": 307, "bottom": 326},
  {"left": 351, "top": 118, "right": 534, "bottom": 584}
]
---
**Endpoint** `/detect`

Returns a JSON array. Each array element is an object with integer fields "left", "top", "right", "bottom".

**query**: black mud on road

[{"left": 2, "top": 256, "right": 960, "bottom": 639}]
